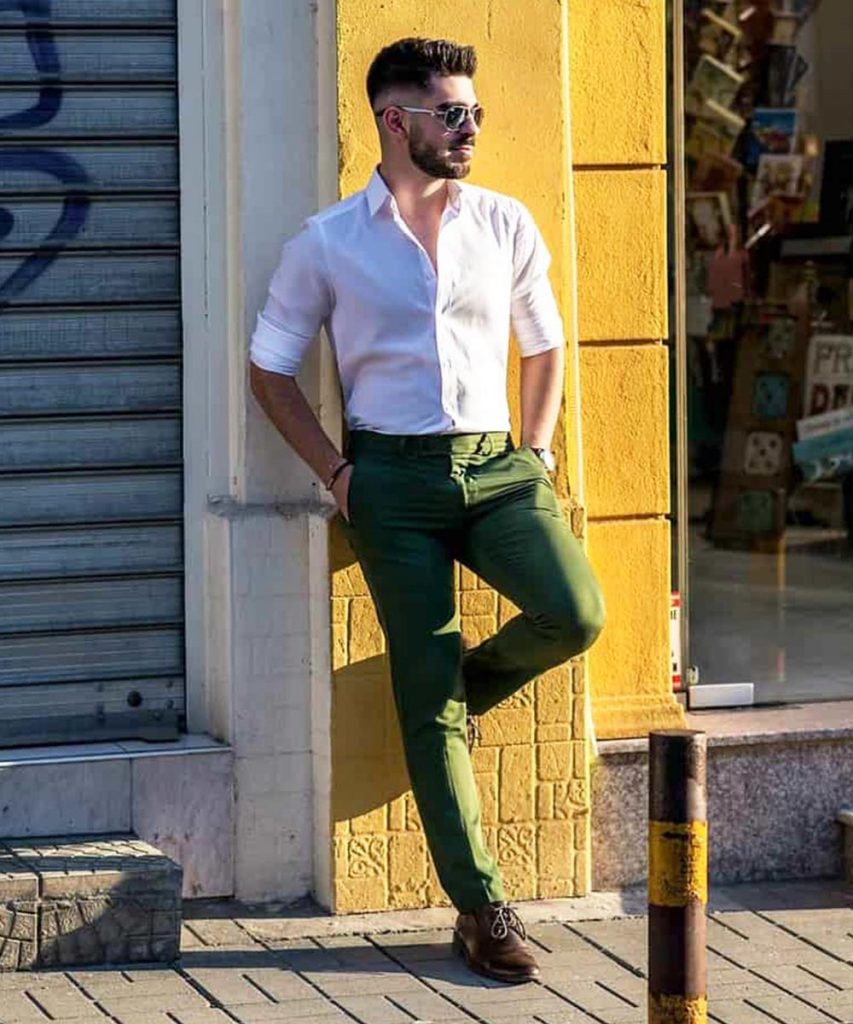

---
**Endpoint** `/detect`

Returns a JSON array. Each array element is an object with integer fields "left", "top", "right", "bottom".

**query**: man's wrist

[
  {"left": 324, "top": 457, "right": 351, "bottom": 490},
  {"left": 526, "top": 445, "right": 557, "bottom": 473}
]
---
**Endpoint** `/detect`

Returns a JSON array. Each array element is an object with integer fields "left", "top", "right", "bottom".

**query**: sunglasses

[{"left": 375, "top": 103, "right": 485, "bottom": 132}]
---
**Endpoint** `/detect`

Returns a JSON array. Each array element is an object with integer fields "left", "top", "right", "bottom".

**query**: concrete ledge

[
  {"left": 0, "top": 733, "right": 228, "bottom": 768},
  {"left": 598, "top": 700, "right": 853, "bottom": 753},
  {"left": 593, "top": 702, "right": 853, "bottom": 890},
  {"left": 0, "top": 738, "right": 234, "bottom": 899}
]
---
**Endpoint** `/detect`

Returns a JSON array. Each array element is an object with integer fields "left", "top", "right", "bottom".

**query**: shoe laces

[{"left": 487, "top": 902, "right": 526, "bottom": 942}]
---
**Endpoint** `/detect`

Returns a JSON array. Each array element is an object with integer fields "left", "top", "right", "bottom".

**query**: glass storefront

[{"left": 675, "top": 0, "right": 853, "bottom": 705}]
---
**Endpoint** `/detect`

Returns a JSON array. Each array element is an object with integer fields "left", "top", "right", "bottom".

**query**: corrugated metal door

[{"left": 0, "top": 0, "right": 184, "bottom": 745}]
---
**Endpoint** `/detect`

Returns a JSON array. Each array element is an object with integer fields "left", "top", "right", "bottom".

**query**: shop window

[{"left": 675, "top": 0, "right": 853, "bottom": 705}]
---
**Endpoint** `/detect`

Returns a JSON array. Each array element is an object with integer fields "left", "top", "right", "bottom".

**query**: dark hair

[{"left": 367, "top": 37, "right": 477, "bottom": 108}]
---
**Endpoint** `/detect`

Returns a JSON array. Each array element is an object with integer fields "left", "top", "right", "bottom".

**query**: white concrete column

[{"left": 180, "top": 0, "right": 338, "bottom": 902}]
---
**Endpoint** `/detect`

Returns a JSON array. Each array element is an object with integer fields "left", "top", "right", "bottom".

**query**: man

[{"left": 250, "top": 37, "right": 605, "bottom": 984}]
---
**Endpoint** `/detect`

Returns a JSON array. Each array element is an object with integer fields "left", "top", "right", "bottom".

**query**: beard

[{"left": 408, "top": 128, "right": 473, "bottom": 180}]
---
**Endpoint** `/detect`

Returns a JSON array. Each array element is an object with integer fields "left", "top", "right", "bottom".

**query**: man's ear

[{"left": 380, "top": 107, "right": 408, "bottom": 140}]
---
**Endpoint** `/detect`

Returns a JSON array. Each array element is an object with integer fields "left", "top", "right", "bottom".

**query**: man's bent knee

[{"left": 539, "top": 589, "right": 606, "bottom": 661}]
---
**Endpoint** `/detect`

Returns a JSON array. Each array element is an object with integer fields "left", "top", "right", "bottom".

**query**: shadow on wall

[
  {"left": 331, "top": 653, "right": 410, "bottom": 823},
  {"left": 329, "top": 522, "right": 411, "bottom": 825}
]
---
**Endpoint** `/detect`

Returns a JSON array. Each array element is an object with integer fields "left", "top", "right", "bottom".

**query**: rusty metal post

[{"left": 648, "top": 730, "right": 708, "bottom": 1023}]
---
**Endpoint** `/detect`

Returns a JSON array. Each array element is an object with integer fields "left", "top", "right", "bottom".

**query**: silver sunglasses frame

[{"left": 375, "top": 104, "right": 484, "bottom": 131}]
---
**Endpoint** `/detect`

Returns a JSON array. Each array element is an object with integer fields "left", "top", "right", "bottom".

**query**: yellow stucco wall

[
  {"left": 328, "top": 0, "right": 682, "bottom": 913},
  {"left": 569, "top": 0, "right": 684, "bottom": 740}
]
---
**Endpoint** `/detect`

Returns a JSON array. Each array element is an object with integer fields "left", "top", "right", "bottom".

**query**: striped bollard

[{"left": 648, "top": 730, "right": 708, "bottom": 1024}]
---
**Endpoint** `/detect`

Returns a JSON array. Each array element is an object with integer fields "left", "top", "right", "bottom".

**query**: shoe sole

[{"left": 451, "top": 930, "right": 540, "bottom": 985}]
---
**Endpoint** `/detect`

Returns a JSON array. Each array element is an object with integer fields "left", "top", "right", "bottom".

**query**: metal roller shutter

[{"left": 0, "top": 0, "right": 184, "bottom": 745}]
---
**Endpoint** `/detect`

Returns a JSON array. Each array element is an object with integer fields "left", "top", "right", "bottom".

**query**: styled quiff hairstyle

[{"left": 367, "top": 37, "right": 477, "bottom": 108}]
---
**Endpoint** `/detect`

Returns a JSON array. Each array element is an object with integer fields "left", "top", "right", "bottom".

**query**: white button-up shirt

[{"left": 249, "top": 169, "right": 564, "bottom": 435}]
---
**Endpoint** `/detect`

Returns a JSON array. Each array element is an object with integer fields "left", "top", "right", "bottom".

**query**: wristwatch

[{"left": 530, "top": 447, "right": 557, "bottom": 473}]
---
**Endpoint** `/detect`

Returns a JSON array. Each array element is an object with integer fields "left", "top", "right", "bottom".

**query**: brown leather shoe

[{"left": 452, "top": 901, "right": 540, "bottom": 984}]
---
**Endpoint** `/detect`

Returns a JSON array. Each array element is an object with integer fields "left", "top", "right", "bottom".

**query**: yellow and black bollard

[{"left": 648, "top": 729, "right": 708, "bottom": 1024}]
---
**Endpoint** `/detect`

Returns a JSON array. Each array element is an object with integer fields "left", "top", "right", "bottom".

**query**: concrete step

[{"left": 0, "top": 833, "right": 182, "bottom": 970}]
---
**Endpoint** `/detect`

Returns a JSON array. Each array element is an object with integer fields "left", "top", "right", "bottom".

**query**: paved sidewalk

[{"left": 2, "top": 879, "right": 852, "bottom": 1024}]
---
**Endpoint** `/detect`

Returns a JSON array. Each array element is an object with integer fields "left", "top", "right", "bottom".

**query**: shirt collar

[{"left": 365, "top": 167, "right": 464, "bottom": 218}]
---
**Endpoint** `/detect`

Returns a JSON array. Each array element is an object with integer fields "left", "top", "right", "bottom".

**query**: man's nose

[{"left": 459, "top": 114, "right": 479, "bottom": 137}]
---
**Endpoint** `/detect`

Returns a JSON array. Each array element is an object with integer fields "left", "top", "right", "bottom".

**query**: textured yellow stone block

[
  {"left": 587, "top": 519, "right": 684, "bottom": 737},
  {"left": 501, "top": 865, "right": 537, "bottom": 902},
  {"left": 330, "top": 523, "right": 369, "bottom": 597},
  {"left": 498, "top": 596, "right": 520, "bottom": 627},
  {"left": 333, "top": 835, "right": 347, "bottom": 879},
  {"left": 336, "top": 876, "right": 388, "bottom": 913},
  {"left": 388, "top": 796, "right": 405, "bottom": 832},
  {"left": 572, "top": 740, "right": 588, "bottom": 778},
  {"left": 350, "top": 806, "right": 387, "bottom": 836},
  {"left": 580, "top": 345, "right": 670, "bottom": 517},
  {"left": 569, "top": 0, "right": 666, "bottom": 165},
  {"left": 425, "top": 852, "right": 452, "bottom": 908},
  {"left": 535, "top": 667, "right": 570, "bottom": 724},
  {"left": 461, "top": 614, "right": 497, "bottom": 650},
  {"left": 537, "top": 783, "right": 555, "bottom": 820},
  {"left": 555, "top": 780, "right": 588, "bottom": 820},
  {"left": 575, "top": 845, "right": 590, "bottom": 892},
  {"left": 460, "top": 566, "right": 480, "bottom": 591},
  {"left": 331, "top": 623, "right": 347, "bottom": 672},
  {"left": 403, "top": 793, "right": 422, "bottom": 832},
  {"left": 499, "top": 747, "right": 534, "bottom": 823},
  {"left": 574, "top": 170, "right": 667, "bottom": 342},
  {"left": 479, "top": 707, "right": 534, "bottom": 747},
  {"left": 476, "top": 773, "right": 498, "bottom": 825},
  {"left": 461, "top": 590, "right": 498, "bottom": 617},
  {"left": 497, "top": 824, "right": 536, "bottom": 871},
  {"left": 348, "top": 597, "right": 385, "bottom": 661},
  {"left": 537, "top": 743, "right": 572, "bottom": 782},
  {"left": 536, "top": 723, "right": 570, "bottom": 743},
  {"left": 346, "top": 833, "right": 387, "bottom": 877},
  {"left": 389, "top": 833, "right": 427, "bottom": 892},
  {"left": 537, "top": 820, "right": 574, "bottom": 879},
  {"left": 470, "top": 746, "right": 498, "bottom": 773}
]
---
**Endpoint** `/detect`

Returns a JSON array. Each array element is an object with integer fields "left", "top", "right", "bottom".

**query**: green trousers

[{"left": 343, "top": 430, "right": 605, "bottom": 912}]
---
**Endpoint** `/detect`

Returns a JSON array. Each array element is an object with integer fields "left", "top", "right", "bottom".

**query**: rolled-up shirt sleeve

[
  {"left": 249, "top": 219, "right": 332, "bottom": 376},
  {"left": 510, "top": 204, "right": 565, "bottom": 357}
]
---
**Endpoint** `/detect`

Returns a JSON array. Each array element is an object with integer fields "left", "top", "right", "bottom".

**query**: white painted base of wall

[{"left": 0, "top": 737, "right": 234, "bottom": 899}]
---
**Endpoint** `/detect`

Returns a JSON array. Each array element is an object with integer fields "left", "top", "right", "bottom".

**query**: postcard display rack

[
  {"left": 710, "top": 310, "right": 811, "bottom": 550},
  {"left": 684, "top": 0, "right": 835, "bottom": 550}
]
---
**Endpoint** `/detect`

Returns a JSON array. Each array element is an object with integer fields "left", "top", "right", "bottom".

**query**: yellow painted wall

[
  {"left": 330, "top": 0, "right": 589, "bottom": 913},
  {"left": 569, "top": 0, "right": 684, "bottom": 740},
  {"left": 329, "top": 0, "right": 682, "bottom": 913}
]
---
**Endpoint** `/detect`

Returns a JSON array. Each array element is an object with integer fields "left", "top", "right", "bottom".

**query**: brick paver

[{"left": 0, "top": 880, "right": 849, "bottom": 1023}]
